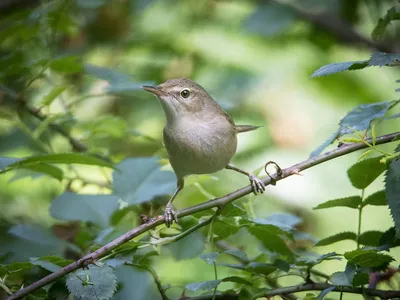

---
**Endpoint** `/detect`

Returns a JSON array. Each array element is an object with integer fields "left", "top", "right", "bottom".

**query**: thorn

[{"left": 290, "top": 169, "right": 303, "bottom": 176}]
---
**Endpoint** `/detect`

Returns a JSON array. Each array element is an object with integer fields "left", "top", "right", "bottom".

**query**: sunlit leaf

[
  {"left": 330, "top": 271, "right": 351, "bottom": 286},
  {"left": 200, "top": 252, "right": 219, "bottom": 265},
  {"left": 347, "top": 156, "right": 387, "bottom": 189},
  {"left": 186, "top": 279, "right": 221, "bottom": 292},
  {"left": 315, "top": 232, "right": 357, "bottom": 246},
  {"left": 314, "top": 196, "right": 362, "bottom": 210},
  {"left": 344, "top": 249, "right": 393, "bottom": 267},
  {"left": 362, "top": 190, "right": 387, "bottom": 207},
  {"left": 311, "top": 60, "right": 368, "bottom": 78},
  {"left": 41, "top": 85, "right": 68, "bottom": 106},
  {"left": 50, "top": 55, "right": 83, "bottom": 74}
]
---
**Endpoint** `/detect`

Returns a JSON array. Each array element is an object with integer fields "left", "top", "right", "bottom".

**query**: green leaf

[
  {"left": 222, "top": 276, "right": 252, "bottom": 286},
  {"left": 352, "top": 272, "right": 369, "bottom": 286},
  {"left": 330, "top": 271, "right": 351, "bottom": 286},
  {"left": 41, "top": 85, "right": 68, "bottom": 106},
  {"left": 162, "top": 231, "right": 204, "bottom": 260},
  {"left": 200, "top": 252, "right": 219, "bottom": 265},
  {"left": 50, "top": 192, "right": 119, "bottom": 228},
  {"left": 314, "top": 196, "right": 362, "bottom": 210},
  {"left": 7, "top": 153, "right": 114, "bottom": 169},
  {"left": 347, "top": 156, "right": 387, "bottom": 189},
  {"left": 315, "top": 232, "right": 357, "bottom": 246},
  {"left": 372, "top": 6, "right": 400, "bottom": 40},
  {"left": 213, "top": 217, "right": 240, "bottom": 240},
  {"left": 0, "top": 262, "right": 33, "bottom": 277},
  {"left": 251, "top": 213, "right": 301, "bottom": 232},
  {"left": 224, "top": 249, "right": 248, "bottom": 262},
  {"left": 296, "top": 252, "right": 341, "bottom": 267},
  {"left": 310, "top": 101, "right": 399, "bottom": 156},
  {"left": 357, "top": 231, "right": 384, "bottom": 247},
  {"left": 247, "top": 226, "right": 293, "bottom": 259},
  {"left": 66, "top": 264, "right": 117, "bottom": 300},
  {"left": 185, "top": 279, "right": 221, "bottom": 292},
  {"left": 30, "top": 256, "right": 72, "bottom": 272},
  {"left": 50, "top": 55, "right": 83, "bottom": 74},
  {"left": 112, "top": 157, "right": 176, "bottom": 204},
  {"left": 344, "top": 249, "right": 393, "bottom": 267},
  {"left": 362, "top": 190, "right": 387, "bottom": 207},
  {"left": 247, "top": 262, "right": 278, "bottom": 275},
  {"left": 385, "top": 152, "right": 400, "bottom": 237},
  {"left": 311, "top": 60, "right": 368, "bottom": 78}
]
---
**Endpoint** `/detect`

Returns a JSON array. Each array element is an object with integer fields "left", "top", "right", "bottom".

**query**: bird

[{"left": 142, "top": 78, "right": 265, "bottom": 227}]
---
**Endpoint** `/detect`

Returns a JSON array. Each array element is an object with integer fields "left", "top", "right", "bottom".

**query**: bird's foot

[
  {"left": 249, "top": 174, "right": 265, "bottom": 195},
  {"left": 164, "top": 203, "right": 178, "bottom": 227}
]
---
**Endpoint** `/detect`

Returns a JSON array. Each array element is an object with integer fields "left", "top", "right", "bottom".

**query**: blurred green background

[{"left": 0, "top": 0, "right": 399, "bottom": 299}]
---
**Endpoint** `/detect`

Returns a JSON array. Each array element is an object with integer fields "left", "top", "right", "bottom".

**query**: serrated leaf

[
  {"left": 41, "top": 85, "right": 68, "bottom": 106},
  {"left": 310, "top": 60, "right": 368, "bottom": 78},
  {"left": 0, "top": 262, "right": 33, "bottom": 277},
  {"left": 7, "top": 153, "right": 114, "bottom": 170},
  {"left": 50, "top": 55, "right": 83, "bottom": 74},
  {"left": 369, "top": 52, "right": 400, "bottom": 67},
  {"left": 330, "top": 271, "right": 351, "bottom": 286},
  {"left": 357, "top": 231, "right": 384, "bottom": 247},
  {"left": 315, "top": 232, "right": 357, "bottom": 246},
  {"left": 385, "top": 150, "right": 400, "bottom": 237},
  {"left": 247, "top": 262, "right": 278, "bottom": 275},
  {"left": 112, "top": 157, "right": 176, "bottom": 204},
  {"left": 30, "top": 258, "right": 61, "bottom": 272},
  {"left": 347, "top": 156, "right": 387, "bottom": 189},
  {"left": 213, "top": 217, "right": 240, "bottom": 240},
  {"left": 185, "top": 279, "right": 221, "bottom": 292},
  {"left": 296, "top": 252, "right": 341, "bottom": 267},
  {"left": 314, "top": 196, "right": 362, "bottom": 210},
  {"left": 66, "top": 264, "right": 117, "bottom": 300},
  {"left": 50, "top": 192, "right": 119, "bottom": 228},
  {"left": 200, "top": 252, "right": 219, "bottom": 265},
  {"left": 372, "top": 7, "right": 400, "bottom": 40},
  {"left": 352, "top": 272, "right": 369, "bottom": 286},
  {"left": 247, "top": 226, "right": 293, "bottom": 259},
  {"left": 363, "top": 190, "right": 387, "bottom": 207},
  {"left": 344, "top": 249, "right": 393, "bottom": 267}
]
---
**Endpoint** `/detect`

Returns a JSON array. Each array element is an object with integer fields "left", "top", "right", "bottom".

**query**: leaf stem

[{"left": 357, "top": 189, "right": 365, "bottom": 249}]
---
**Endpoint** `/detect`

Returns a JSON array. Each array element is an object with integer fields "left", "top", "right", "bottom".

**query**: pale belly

[{"left": 163, "top": 120, "right": 237, "bottom": 179}]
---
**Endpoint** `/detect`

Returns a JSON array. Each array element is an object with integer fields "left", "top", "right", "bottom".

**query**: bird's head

[{"left": 142, "top": 78, "right": 214, "bottom": 123}]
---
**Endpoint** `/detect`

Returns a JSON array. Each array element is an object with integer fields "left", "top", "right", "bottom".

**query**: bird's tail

[{"left": 235, "top": 125, "right": 262, "bottom": 133}]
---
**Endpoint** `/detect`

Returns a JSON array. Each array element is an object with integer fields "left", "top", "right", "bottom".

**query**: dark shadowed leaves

[
  {"left": 66, "top": 264, "right": 117, "bottom": 300},
  {"left": 247, "top": 226, "right": 293, "bottom": 259},
  {"left": 315, "top": 232, "right": 357, "bottom": 246},
  {"left": 112, "top": 157, "right": 176, "bottom": 205},
  {"left": 314, "top": 196, "right": 361, "bottom": 210},
  {"left": 385, "top": 152, "right": 400, "bottom": 237},
  {"left": 372, "top": 6, "right": 400, "bottom": 40},
  {"left": 50, "top": 192, "right": 119, "bottom": 228},
  {"left": 347, "top": 156, "right": 387, "bottom": 189}
]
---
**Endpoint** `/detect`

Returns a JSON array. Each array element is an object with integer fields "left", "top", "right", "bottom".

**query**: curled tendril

[{"left": 264, "top": 161, "right": 283, "bottom": 186}]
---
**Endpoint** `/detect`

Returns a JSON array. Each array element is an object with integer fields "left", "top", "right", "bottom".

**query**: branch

[
  {"left": 7, "top": 131, "right": 400, "bottom": 300},
  {"left": 269, "top": 0, "right": 397, "bottom": 53},
  {"left": 183, "top": 282, "right": 400, "bottom": 300}
]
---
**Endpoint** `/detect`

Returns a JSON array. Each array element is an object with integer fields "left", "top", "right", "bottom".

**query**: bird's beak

[{"left": 141, "top": 85, "right": 166, "bottom": 97}]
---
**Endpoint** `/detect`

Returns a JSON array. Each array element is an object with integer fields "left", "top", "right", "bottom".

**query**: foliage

[{"left": 0, "top": 1, "right": 399, "bottom": 300}]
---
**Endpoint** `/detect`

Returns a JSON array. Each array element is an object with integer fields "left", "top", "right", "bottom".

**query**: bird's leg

[
  {"left": 225, "top": 163, "right": 265, "bottom": 195},
  {"left": 164, "top": 179, "right": 184, "bottom": 227}
]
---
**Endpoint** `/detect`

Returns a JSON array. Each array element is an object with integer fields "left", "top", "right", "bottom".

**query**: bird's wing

[{"left": 235, "top": 125, "right": 262, "bottom": 133}]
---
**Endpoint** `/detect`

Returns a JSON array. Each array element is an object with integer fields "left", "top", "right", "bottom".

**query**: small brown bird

[{"left": 142, "top": 78, "right": 265, "bottom": 227}]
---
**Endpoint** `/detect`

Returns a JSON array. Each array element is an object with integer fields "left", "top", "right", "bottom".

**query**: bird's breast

[{"left": 163, "top": 117, "right": 237, "bottom": 178}]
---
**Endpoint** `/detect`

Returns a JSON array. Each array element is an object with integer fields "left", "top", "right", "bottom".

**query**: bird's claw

[
  {"left": 249, "top": 174, "right": 265, "bottom": 195},
  {"left": 164, "top": 203, "right": 178, "bottom": 227}
]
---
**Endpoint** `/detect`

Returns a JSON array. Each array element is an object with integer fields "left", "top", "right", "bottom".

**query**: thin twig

[{"left": 6, "top": 131, "right": 400, "bottom": 300}]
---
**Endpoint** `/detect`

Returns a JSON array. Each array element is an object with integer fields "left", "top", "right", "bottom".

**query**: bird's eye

[{"left": 180, "top": 89, "right": 190, "bottom": 98}]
